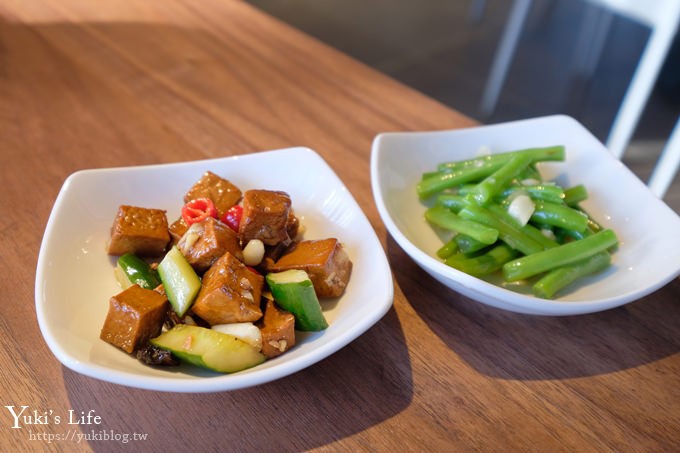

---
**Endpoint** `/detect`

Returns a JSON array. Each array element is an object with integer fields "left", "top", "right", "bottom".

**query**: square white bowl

[
  {"left": 36, "top": 147, "right": 393, "bottom": 392},
  {"left": 371, "top": 115, "right": 680, "bottom": 315}
]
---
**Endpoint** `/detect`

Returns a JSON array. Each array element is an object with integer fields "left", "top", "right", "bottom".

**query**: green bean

[
  {"left": 530, "top": 201, "right": 589, "bottom": 233},
  {"left": 485, "top": 203, "right": 558, "bottom": 249},
  {"left": 453, "top": 184, "right": 476, "bottom": 196},
  {"left": 422, "top": 169, "right": 448, "bottom": 180},
  {"left": 436, "top": 146, "right": 565, "bottom": 172},
  {"left": 435, "top": 194, "right": 468, "bottom": 213},
  {"left": 422, "top": 146, "right": 565, "bottom": 199},
  {"left": 585, "top": 214, "right": 603, "bottom": 233},
  {"left": 554, "top": 227, "right": 583, "bottom": 243},
  {"left": 554, "top": 216, "right": 603, "bottom": 242},
  {"left": 469, "top": 153, "right": 534, "bottom": 205},
  {"left": 500, "top": 184, "right": 565, "bottom": 204},
  {"left": 455, "top": 234, "right": 490, "bottom": 254},
  {"left": 458, "top": 204, "right": 545, "bottom": 255},
  {"left": 421, "top": 145, "right": 616, "bottom": 299},
  {"left": 532, "top": 251, "right": 611, "bottom": 298},
  {"left": 522, "top": 224, "right": 559, "bottom": 249},
  {"left": 502, "top": 229, "right": 618, "bottom": 282},
  {"left": 417, "top": 160, "right": 506, "bottom": 199},
  {"left": 563, "top": 184, "right": 588, "bottom": 206},
  {"left": 436, "top": 238, "right": 460, "bottom": 259},
  {"left": 516, "top": 164, "right": 541, "bottom": 182},
  {"left": 436, "top": 154, "right": 499, "bottom": 172},
  {"left": 425, "top": 206, "right": 499, "bottom": 244},
  {"left": 445, "top": 244, "right": 519, "bottom": 277}
]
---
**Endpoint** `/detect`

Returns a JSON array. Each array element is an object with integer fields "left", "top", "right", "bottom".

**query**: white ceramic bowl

[
  {"left": 36, "top": 147, "right": 393, "bottom": 392},
  {"left": 371, "top": 115, "right": 680, "bottom": 316}
]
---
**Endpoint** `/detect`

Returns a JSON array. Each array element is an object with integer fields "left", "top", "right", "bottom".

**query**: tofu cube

[
  {"left": 100, "top": 285, "right": 169, "bottom": 353},
  {"left": 239, "top": 190, "right": 292, "bottom": 246},
  {"left": 107, "top": 205, "right": 170, "bottom": 257},
  {"left": 269, "top": 238, "right": 352, "bottom": 297},
  {"left": 177, "top": 217, "right": 243, "bottom": 274},
  {"left": 191, "top": 252, "right": 264, "bottom": 325},
  {"left": 168, "top": 217, "right": 189, "bottom": 245},
  {"left": 257, "top": 299, "right": 296, "bottom": 359},
  {"left": 184, "top": 171, "right": 242, "bottom": 217}
]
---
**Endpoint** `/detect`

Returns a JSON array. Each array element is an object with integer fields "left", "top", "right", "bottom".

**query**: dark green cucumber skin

[
  {"left": 266, "top": 274, "right": 328, "bottom": 331},
  {"left": 118, "top": 253, "right": 161, "bottom": 289}
]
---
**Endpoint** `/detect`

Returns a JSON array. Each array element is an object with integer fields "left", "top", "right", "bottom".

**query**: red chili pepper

[
  {"left": 221, "top": 205, "right": 243, "bottom": 232},
  {"left": 181, "top": 198, "right": 218, "bottom": 226}
]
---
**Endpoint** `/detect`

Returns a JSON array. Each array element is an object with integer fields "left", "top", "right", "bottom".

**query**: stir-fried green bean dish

[{"left": 417, "top": 146, "right": 618, "bottom": 299}]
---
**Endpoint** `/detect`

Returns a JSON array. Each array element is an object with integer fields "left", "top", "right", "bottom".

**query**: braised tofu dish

[{"left": 101, "top": 170, "right": 352, "bottom": 373}]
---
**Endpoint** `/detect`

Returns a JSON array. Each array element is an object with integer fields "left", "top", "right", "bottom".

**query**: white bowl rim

[
  {"left": 35, "top": 147, "right": 394, "bottom": 392},
  {"left": 371, "top": 114, "right": 680, "bottom": 315}
]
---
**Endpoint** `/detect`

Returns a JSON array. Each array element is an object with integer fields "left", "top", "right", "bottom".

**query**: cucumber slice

[
  {"left": 266, "top": 270, "right": 328, "bottom": 331},
  {"left": 150, "top": 324, "right": 265, "bottom": 373},
  {"left": 115, "top": 253, "right": 161, "bottom": 290},
  {"left": 157, "top": 246, "right": 201, "bottom": 317}
]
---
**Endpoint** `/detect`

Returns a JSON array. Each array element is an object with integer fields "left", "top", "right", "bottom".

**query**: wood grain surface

[{"left": 1, "top": 1, "right": 678, "bottom": 451}]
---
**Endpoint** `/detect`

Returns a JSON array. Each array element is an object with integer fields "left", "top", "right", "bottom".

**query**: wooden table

[{"left": 2, "top": 1, "right": 679, "bottom": 451}]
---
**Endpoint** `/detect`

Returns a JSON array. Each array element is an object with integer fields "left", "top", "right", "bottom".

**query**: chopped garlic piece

[
  {"left": 507, "top": 194, "right": 535, "bottom": 226},
  {"left": 242, "top": 239, "right": 265, "bottom": 266}
]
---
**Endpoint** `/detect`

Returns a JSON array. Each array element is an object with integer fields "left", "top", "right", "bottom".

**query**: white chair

[
  {"left": 649, "top": 116, "right": 680, "bottom": 197},
  {"left": 478, "top": 0, "right": 680, "bottom": 197}
]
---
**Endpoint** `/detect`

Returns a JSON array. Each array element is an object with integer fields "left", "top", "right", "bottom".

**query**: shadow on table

[
  {"left": 63, "top": 304, "right": 411, "bottom": 452},
  {"left": 389, "top": 236, "right": 680, "bottom": 381}
]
